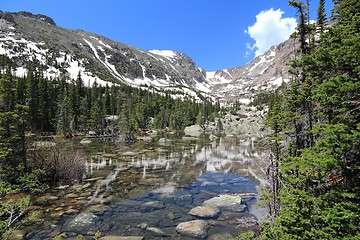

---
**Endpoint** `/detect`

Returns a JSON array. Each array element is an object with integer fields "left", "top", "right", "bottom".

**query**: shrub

[{"left": 27, "top": 141, "right": 87, "bottom": 186}]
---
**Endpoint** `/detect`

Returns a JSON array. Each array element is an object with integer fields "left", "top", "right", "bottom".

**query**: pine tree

[
  {"left": 0, "top": 69, "right": 27, "bottom": 182},
  {"left": 317, "top": 0, "right": 327, "bottom": 33}
]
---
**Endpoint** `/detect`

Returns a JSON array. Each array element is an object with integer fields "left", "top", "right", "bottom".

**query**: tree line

[{"left": 0, "top": 57, "right": 220, "bottom": 137}]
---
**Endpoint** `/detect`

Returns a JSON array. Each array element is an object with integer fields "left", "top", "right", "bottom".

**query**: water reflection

[{"left": 26, "top": 135, "right": 268, "bottom": 239}]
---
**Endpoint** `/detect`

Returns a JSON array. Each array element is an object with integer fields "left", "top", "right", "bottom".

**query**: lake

[{"left": 24, "top": 133, "right": 268, "bottom": 239}]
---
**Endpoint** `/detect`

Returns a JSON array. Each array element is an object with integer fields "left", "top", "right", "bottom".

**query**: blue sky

[{"left": 1, "top": 0, "right": 334, "bottom": 71}]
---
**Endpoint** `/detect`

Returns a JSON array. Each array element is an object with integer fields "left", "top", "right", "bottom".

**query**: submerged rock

[
  {"left": 176, "top": 220, "right": 210, "bottom": 239},
  {"left": 208, "top": 233, "right": 233, "bottom": 240},
  {"left": 139, "top": 201, "right": 165, "bottom": 212},
  {"left": 101, "top": 237, "right": 144, "bottom": 240},
  {"left": 147, "top": 227, "right": 170, "bottom": 237},
  {"left": 189, "top": 206, "right": 220, "bottom": 219},
  {"left": 67, "top": 212, "right": 97, "bottom": 227}
]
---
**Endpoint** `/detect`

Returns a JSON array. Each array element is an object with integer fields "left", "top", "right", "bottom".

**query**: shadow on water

[{"left": 25, "top": 134, "right": 268, "bottom": 239}]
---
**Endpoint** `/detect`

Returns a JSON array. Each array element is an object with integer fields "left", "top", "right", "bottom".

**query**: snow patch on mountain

[{"left": 148, "top": 50, "right": 177, "bottom": 61}]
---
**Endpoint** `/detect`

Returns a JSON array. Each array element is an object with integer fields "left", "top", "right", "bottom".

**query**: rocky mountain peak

[{"left": 17, "top": 11, "right": 56, "bottom": 25}]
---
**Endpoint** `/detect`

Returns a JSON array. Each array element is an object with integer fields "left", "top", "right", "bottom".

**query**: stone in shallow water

[
  {"left": 208, "top": 233, "right": 233, "bottom": 240},
  {"left": 147, "top": 227, "right": 170, "bottom": 237},
  {"left": 67, "top": 212, "right": 97, "bottom": 227},
  {"left": 203, "top": 194, "right": 246, "bottom": 212},
  {"left": 100, "top": 237, "right": 144, "bottom": 240},
  {"left": 189, "top": 206, "right": 220, "bottom": 219},
  {"left": 176, "top": 220, "right": 210, "bottom": 239},
  {"left": 139, "top": 201, "right": 165, "bottom": 212}
]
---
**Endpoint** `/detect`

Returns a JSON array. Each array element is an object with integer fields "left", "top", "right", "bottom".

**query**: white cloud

[{"left": 245, "top": 8, "right": 297, "bottom": 57}]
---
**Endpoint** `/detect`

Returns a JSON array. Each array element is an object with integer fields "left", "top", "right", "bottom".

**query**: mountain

[
  {"left": 0, "top": 11, "right": 296, "bottom": 103},
  {"left": 0, "top": 11, "right": 210, "bottom": 100},
  {"left": 206, "top": 38, "right": 298, "bottom": 104}
]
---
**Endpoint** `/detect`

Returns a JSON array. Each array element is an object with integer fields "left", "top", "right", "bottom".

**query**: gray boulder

[
  {"left": 189, "top": 206, "right": 220, "bottom": 219},
  {"left": 203, "top": 194, "right": 246, "bottom": 212},
  {"left": 184, "top": 124, "right": 203, "bottom": 137},
  {"left": 176, "top": 220, "right": 210, "bottom": 239}
]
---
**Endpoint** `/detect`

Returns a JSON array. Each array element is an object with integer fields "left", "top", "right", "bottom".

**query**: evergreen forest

[{"left": 259, "top": 0, "right": 359, "bottom": 239}]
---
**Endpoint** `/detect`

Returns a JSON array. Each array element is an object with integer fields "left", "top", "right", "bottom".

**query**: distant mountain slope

[
  {"left": 206, "top": 37, "right": 298, "bottom": 103},
  {"left": 0, "top": 11, "right": 210, "bottom": 99},
  {"left": 0, "top": 11, "right": 298, "bottom": 103}
]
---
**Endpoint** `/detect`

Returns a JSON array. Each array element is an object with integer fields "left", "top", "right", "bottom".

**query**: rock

[
  {"left": 47, "top": 230, "right": 61, "bottom": 238},
  {"left": 122, "top": 151, "right": 137, "bottom": 156},
  {"left": 67, "top": 212, "right": 97, "bottom": 227},
  {"left": 176, "top": 220, "right": 210, "bottom": 239},
  {"left": 189, "top": 206, "right": 220, "bottom": 219},
  {"left": 8, "top": 229, "right": 27, "bottom": 240},
  {"left": 32, "top": 141, "right": 56, "bottom": 149},
  {"left": 235, "top": 215, "right": 259, "bottom": 228},
  {"left": 208, "top": 233, "right": 233, "bottom": 240},
  {"left": 147, "top": 130, "right": 158, "bottom": 137},
  {"left": 64, "top": 193, "right": 78, "bottom": 198},
  {"left": 209, "top": 134, "right": 218, "bottom": 141},
  {"left": 203, "top": 194, "right": 246, "bottom": 212},
  {"left": 50, "top": 210, "right": 66, "bottom": 218},
  {"left": 158, "top": 138, "right": 172, "bottom": 145},
  {"left": 83, "top": 204, "right": 110, "bottom": 213},
  {"left": 182, "top": 136, "right": 197, "bottom": 141},
  {"left": 34, "top": 194, "right": 57, "bottom": 206},
  {"left": 147, "top": 227, "right": 170, "bottom": 237},
  {"left": 138, "top": 223, "right": 148, "bottom": 229},
  {"left": 101, "top": 237, "right": 144, "bottom": 240},
  {"left": 184, "top": 124, "right": 204, "bottom": 137},
  {"left": 80, "top": 138, "right": 92, "bottom": 145},
  {"left": 139, "top": 201, "right": 165, "bottom": 212}
]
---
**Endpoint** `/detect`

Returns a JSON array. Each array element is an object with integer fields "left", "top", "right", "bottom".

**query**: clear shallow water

[{"left": 25, "top": 134, "right": 268, "bottom": 239}]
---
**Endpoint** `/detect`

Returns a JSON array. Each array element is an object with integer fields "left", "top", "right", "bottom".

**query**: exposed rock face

[
  {"left": 207, "top": 38, "right": 299, "bottom": 102},
  {"left": 189, "top": 206, "right": 220, "bottom": 219},
  {"left": 17, "top": 11, "right": 56, "bottom": 25},
  {"left": 176, "top": 220, "right": 210, "bottom": 239}
]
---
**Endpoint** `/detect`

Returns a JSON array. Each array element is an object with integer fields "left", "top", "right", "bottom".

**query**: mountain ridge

[{"left": 0, "top": 11, "right": 296, "bottom": 103}]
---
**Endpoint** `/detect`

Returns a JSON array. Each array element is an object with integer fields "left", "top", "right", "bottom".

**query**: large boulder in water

[
  {"left": 189, "top": 206, "right": 220, "bottom": 219},
  {"left": 203, "top": 194, "right": 246, "bottom": 212},
  {"left": 176, "top": 220, "right": 210, "bottom": 238},
  {"left": 184, "top": 124, "right": 203, "bottom": 137}
]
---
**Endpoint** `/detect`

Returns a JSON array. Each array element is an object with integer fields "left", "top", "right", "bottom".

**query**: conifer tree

[
  {"left": 0, "top": 69, "right": 27, "bottom": 182},
  {"left": 317, "top": 0, "right": 327, "bottom": 33}
]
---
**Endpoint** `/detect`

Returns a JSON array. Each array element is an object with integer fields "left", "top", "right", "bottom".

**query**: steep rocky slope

[
  {"left": 207, "top": 38, "right": 298, "bottom": 103},
  {"left": 0, "top": 11, "right": 210, "bottom": 99}
]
